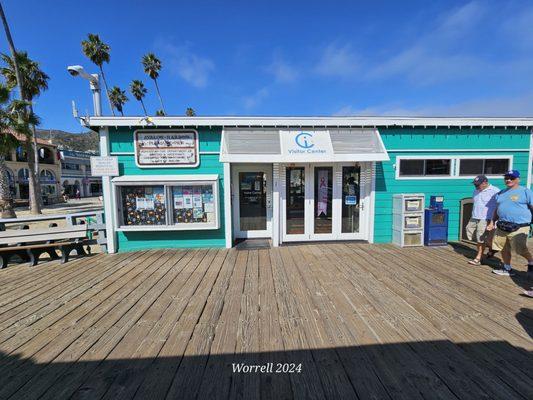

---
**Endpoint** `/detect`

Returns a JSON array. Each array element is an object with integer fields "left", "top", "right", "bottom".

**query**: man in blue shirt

[{"left": 487, "top": 170, "right": 533, "bottom": 277}]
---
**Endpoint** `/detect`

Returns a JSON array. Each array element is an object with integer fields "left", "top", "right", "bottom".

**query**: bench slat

[
  {"left": 0, "top": 231, "right": 88, "bottom": 245},
  {"left": 0, "top": 225, "right": 87, "bottom": 239}
]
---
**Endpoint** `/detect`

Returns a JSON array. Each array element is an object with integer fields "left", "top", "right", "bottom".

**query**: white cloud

[
  {"left": 314, "top": 43, "right": 359, "bottom": 78},
  {"left": 243, "top": 87, "right": 269, "bottom": 109},
  {"left": 265, "top": 56, "right": 298, "bottom": 83},
  {"left": 156, "top": 40, "right": 215, "bottom": 88}
]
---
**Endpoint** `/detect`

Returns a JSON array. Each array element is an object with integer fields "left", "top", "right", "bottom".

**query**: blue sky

[{"left": 2, "top": 0, "right": 533, "bottom": 132}]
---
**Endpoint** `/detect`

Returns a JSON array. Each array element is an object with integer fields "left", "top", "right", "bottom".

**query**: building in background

[
  {"left": 60, "top": 150, "right": 102, "bottom": 197},
  {"left": 4, "top": 134, "right": 62, "bottom": 203}
]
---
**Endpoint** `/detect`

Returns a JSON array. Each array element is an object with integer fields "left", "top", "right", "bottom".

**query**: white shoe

[{"left": 492, "top": 268, "right": 515, "bottom": 276}]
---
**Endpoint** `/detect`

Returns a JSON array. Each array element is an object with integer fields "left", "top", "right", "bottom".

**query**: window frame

[
  {"left": 395, "top": 155, "right": 513, "bottom": 180},
  {"left": 112, "top": 175, "right": 220, "bottom": 231},
  {"left": 396, "top": 156, "right": 454, "bottom": 179},
  {"left": 456, "top": 156, "right": 512, "bottom": 178}
]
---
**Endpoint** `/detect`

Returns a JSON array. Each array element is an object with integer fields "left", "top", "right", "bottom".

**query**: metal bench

[{"left": 0, "top": 224, "right": 91, "bottom": 268}]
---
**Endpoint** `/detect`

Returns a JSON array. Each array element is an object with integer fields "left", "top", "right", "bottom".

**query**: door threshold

[
  {"left": 235, "top": 238, "right": 272, "bottom": 250},
  {"left": 280, "top": 239, "right": 369, "bottom": 246}
]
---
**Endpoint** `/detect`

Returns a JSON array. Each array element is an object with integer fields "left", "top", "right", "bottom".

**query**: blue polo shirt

[{"left": 495, "top": 186, "right": 533, "bottom": 224}]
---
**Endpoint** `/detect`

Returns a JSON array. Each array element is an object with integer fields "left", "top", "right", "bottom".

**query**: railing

[{"left": 0, "top": 209, "right": 108, "bottom": 252}]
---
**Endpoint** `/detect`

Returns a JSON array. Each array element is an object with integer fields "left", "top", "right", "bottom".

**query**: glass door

[
  {"left": 338, "top": 164, "right": 365, "bottom": 239},
  {"left": 311, "top": 165, "right": 336, "bottom": 240},
  {"left": 232, "top": 164, "right": 272, "bottom": 238},
  {"left": 283, "top": 166, "right": 308, "bottom": 241}
]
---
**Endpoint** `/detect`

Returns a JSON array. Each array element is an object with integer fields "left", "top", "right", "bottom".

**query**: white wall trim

[
  {"left": 223, "top": 162, "right": 232, "bottom": 248},
  {"left": 392, "top": 148, "right": 528, "bottom": 152},
  {"left": 100, "top": 127, "right": 117, "bottom": 253},
  {"left": 272, "top": 163, "right": 280, "bottom": 247},
  {"left": 368, "top": 162, "right": 376, "bottom": 243},
  {"left": 86, "top": 115, "right": 533, "bottom": 129},
  {"left": 528, "top": 129, "right": 533, "bottom": 189}
]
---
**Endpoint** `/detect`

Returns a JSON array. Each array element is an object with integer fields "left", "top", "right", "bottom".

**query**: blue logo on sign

[{"left": 295, "top": 132, "right": 314, "bottom": 149}]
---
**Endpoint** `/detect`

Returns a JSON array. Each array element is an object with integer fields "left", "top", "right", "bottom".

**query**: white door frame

[
  {"left": 232, "top": 164, "right": 273, "bottom": 239},
  {"left": 280, "top": 162, "right": 371, "bottom": 243}
]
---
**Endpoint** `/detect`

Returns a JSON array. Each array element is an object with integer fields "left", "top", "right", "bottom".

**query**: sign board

[
  {"left": 345, "top": 195, "right": 357, "bottom": 205},
  {"left": 90, "top": 156, "right": 119, "bottom": 176},
  {"left": 279, "top": 130, "right": 334, "bottom": 162},
  {"left": 134, "top": 130, "right": 199, "bottom": 168}
]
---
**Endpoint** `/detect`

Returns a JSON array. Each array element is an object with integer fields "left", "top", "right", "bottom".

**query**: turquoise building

[{"left": 86, "top": 116, "right": 533, "bottom": 253}]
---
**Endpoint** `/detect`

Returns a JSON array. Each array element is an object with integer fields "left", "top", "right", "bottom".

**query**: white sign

[
  {"left": 90, "top": 156, "right": 119, "bottom": 176},
  {"left": 279, "top": 130, "right": 334, "bottom": 161},
  {"left": 136, "top": 197, "right": 154, "bottom": 210},
  {"left": 135, "top": 130, "right": 199, "bottom": 168}
]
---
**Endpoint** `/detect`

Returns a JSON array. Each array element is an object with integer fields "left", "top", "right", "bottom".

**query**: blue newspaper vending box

[{"left": 424, "top": 196, "right": 449, "bottom": 246}]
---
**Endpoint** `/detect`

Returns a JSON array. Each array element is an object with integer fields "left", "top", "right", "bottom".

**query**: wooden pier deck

[{"left": 0, "top": 243, "right": 531, "bottom": 399}]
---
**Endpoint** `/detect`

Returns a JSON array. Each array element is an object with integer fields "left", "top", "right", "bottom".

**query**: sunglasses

[{"left": 504, "top": 177, "right": 517, "bottom": 181}]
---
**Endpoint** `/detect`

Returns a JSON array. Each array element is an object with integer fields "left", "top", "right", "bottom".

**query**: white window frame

[
  {"left": 112, "top": 174, "right": 220, "bottom": 231},
  {"left": 395, "top": 156, "right": 454, "bottom": 180},
  {"left": 395, "top": 155, "right": 513, "bottom": 180},
  {"left": 455, "top": 155, "right": 513, "bottom": 178}
]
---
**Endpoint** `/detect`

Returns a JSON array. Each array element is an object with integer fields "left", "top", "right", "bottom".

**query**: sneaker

[
  {"left": 523, "top": 289, "right": 533, "bottom": 298},
  {"left": 492, "top": 268, "right": 515, "bottom": 276}
]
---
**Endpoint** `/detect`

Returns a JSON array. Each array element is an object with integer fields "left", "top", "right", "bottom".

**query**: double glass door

[{"left": 282, "top": 163, "right": 366, "bottom": 242}]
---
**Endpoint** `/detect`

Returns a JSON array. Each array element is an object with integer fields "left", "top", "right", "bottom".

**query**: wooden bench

[{"left": 0, "top": 224, "right": 91, "bottom": 268}]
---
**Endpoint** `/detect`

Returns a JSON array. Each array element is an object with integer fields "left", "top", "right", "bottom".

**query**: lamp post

[
  {"left": 67, "top": 65, "right": 116, "bottom": 253},
  {"left": 66, "top": 65, "right": 102, "bottom": 117}
]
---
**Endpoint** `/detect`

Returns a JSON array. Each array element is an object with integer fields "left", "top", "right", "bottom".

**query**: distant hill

[{"left": 36, "top": 129, "right": 99, "bottom": 152}]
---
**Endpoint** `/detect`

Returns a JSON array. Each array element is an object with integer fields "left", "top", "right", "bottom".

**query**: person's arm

[{"left": 486, "top": 190, "right": 500, "bottom": 231}]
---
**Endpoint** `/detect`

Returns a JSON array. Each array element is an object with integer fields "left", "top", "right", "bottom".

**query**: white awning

[{"left": 220, "top": 128, "right": 389, "bottom": 163}]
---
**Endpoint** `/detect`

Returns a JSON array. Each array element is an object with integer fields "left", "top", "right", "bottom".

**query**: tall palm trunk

[
  {"left": 0, "top": 3, "right": 23, "bottom": 102},
  {"left": 0, "top": 155, "right": 16, "bottom": 218},
  {"left": 140, "top": 99, "right": 147, "bottom": 115},
  {"left": 0, "top": 1, "right": 41, "bottom": 214},
  {"left": 29, "top": 103, "right": 42, "bottom": 208},
  {"left": 153, "top": 78, "right": 165, "bottom": 114},
  {"left": 25, "top": 139, "right": 41, "bottom": 214},
  {"left": 98, "top": 65, "right": 115, "bottom": 116}
]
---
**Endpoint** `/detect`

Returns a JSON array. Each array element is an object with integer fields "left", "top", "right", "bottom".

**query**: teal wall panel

[
  {"left": 374, "top": 127, "right": 531, "bottom": 243},
  {"left": 108, "top": 127, "right": 225, "bottom": 252}
]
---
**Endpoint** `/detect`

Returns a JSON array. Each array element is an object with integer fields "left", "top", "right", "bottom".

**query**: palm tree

[
  {"left": 0, "top": 2, "right": 40, "bottom": 214},
  {"left": 141, "top": 53, "right": 165, "bottom": 115},
  {"left": 185, "top": 107, "right": 196, "bottom": 116},
  {"left": 81, "top": 33, "right": 115, "bottom": 116},
  {"left": 0, "top": 83, "right": 17, "bottom": 218},
  {"left": 108, "top": 86, "right": 128, "bottom": 116},
  {"left": 129, "top": 80, "right": 147, "bottom": 115},
  {"left": 1, "top": 51, "right": 49, "bottom": 214}
]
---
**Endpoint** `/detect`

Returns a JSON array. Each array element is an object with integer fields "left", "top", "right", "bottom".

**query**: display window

[
  {"left": 114, "top": 177, "right": 219, "bottom": 230},
  {"left": 121, "top": 185, "right": 167, "bottom": 226}
]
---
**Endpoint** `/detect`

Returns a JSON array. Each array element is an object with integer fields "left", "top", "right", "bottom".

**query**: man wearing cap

[
  {"left": 465, "top": 175, "right": 499, "bottom": 265},
  {"left": 487, "top": 170, "right": 533, "bottom": 277}
]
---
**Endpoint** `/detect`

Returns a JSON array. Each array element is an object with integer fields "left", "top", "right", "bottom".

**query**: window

[
  {"left": 62, "top": 163, "right": 81, "bottom": 170},
  {"left": 398, "top": 159, "right": 451, "bottom": 177},
  {"left": 458, "top": 158, "right": 510, "bottom": 176},
  {"left": 171, "top": 184, "right": 217, "bottom": 227},
  {"left": 16, "top": 147, "right": 27, "bottom": 162},
  {"left": 40, "top": 169, "right": 56, "bottom": 182},
  {"left": 115, "top": 177, "right": 219, "bottom": 230},
  {"left": 121, "top": 186, "right": 167, "bottom": 226}
]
